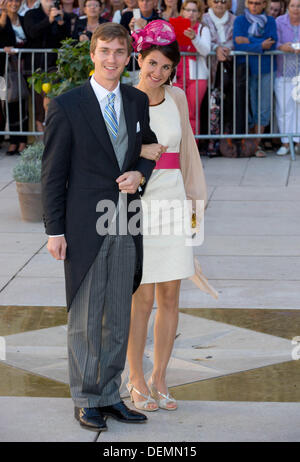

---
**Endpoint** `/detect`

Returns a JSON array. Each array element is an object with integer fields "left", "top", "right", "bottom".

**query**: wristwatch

[{"left": 139, "top": 175, "right": 146, "bottom": 187}]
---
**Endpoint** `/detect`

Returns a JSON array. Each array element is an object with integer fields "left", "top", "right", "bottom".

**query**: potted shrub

[
  {"left": 13, "top": 142, "right": 44, "bottom": 222},
  {"left": 28, "top": 38, "right": 132, "bottom": 104},
  {"left": 28, "top": 38, "right": 95, "bottom": 101}
]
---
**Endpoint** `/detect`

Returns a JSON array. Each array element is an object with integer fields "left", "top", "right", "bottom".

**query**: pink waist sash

[{"left": 154, "top": 152, "right": 180, "bottom": 170}]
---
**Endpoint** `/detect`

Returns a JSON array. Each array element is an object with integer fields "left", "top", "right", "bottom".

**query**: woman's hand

[
  {"left": 262, "top": 37, "right": 275, "bottom": 50},
  {"left": 49, "top": 6, "right": 64, "bottom": 25},
  {"left": 216, "top": 46, "right": 230, "bottom": 62},
  {"left": 79, "top": 33, "right": 89, "bottom": 42},
  {"left": 279, "top": 42, "right": 297, "bottom": 53},
  {"left": 0, "top": 0, "right": 8, "bottom": 27},
  {"left": 4, "top": 46, "right": 16, "bottom": 54},
  {"left": 184, "top": 28, "right": 196, "bottom": 40},
  {"left": 235, "top": 36, "right": 250, "bottom": 44},
  {"left": 140, "top": 143, "right": 167, "bottom": 161},
  {"left": 129, "top": 17, "right": 147, "bottom": 32},
  {"left": 0, "top": 0, "right": 7, "bottom": 12}
]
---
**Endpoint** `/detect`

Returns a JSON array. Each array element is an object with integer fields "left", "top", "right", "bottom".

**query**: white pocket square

[{"left": 136, "top": 121, "right": 140, "bottom": 133}]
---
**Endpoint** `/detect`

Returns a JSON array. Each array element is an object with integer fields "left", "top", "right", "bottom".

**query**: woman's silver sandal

[
  {"left": 148, "top": 379, "right": 177, "bottom": 411},
  {"left": 126, "top": 382, "right": 159, "bottom": 412}
]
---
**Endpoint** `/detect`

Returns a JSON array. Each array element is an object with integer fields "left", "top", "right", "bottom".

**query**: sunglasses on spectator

[{"left": 213, "top": 0, "right": 227, "bottom": 4}]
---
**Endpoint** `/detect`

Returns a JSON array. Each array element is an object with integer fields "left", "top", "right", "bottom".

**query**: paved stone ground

[{"left": 0, "top": 146, "right": 299, "bottom": 442}]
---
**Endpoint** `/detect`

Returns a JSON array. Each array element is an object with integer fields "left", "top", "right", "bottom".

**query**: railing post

[
  {"left": 4, "top": 52, "right": 10, "bottom": 133},
  {"left": 208, "top": 53, "right": 211, "bottom": 136},
  {"left": 258, "top": 54, "right": 261, "bottom": 135},
  {"left": 270, "top": 53, "right": 274, "bottom": 134},
  {"left": 31, "top": 51, "right": 36, "bottom": 134},
  {"left": 196, "top": 52, "right": 199, "bottom": 136},
  {"left": 246, "top": 53, "right": 249, "bottom": 134},
  {"left": 289, "top": 135, "right": 296, "bottom": 161},
  {"left": 220, "top": 61, "right": 224, "bottom": 135},
  {"left": 233, "top": 54, "right": 236, "bottom": 135},
  {"left": 18, "top": 50, "right": 23, "bottom": 133}
]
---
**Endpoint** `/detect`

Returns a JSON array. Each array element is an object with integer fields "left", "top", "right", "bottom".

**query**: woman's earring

[{"left": 139, "top": 71, "right": 142, "bottom": 80}]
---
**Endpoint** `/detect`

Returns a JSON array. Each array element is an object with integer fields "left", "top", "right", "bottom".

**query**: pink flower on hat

[{"left": 132, "top": 20, "right": 176, "bottom": 52}]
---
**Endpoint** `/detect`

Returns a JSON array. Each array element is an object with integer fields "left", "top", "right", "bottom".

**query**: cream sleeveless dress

[{"left": 140, "top": 89, "right": 195, "bottom": 284}]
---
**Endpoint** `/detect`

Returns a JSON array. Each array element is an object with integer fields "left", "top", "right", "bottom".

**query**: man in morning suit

[{"left": 41, "top": 22, "right": 157, "bottom": 431}]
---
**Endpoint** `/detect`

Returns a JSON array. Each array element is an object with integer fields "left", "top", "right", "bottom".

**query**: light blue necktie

[{"left": 104, "top": 92, "right": 118, "bottom": 139}]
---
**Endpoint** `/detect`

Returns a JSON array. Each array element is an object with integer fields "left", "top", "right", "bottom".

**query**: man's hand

[
  {"left": 262, "top": 37, "right": 275, "bottom": 50},
  {"left": 116, "top": 171, "right": 143, "bottom": 194},
  {"left": 47, "top": 236, "right": 67, "bottom": 260}
]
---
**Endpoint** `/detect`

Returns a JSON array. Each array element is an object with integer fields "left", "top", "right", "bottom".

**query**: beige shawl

[{"left": 164, "top": 85, "right": 218, "bottom": 299}]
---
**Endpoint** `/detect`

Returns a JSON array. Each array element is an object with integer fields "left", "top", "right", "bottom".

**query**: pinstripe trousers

[{"left": 67, "top": 234, "right": 136, "bottom": 408}]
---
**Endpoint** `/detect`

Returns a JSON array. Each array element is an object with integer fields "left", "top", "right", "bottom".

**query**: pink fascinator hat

[{"left": 132, "top": 20, "right": 176, "bottom": 53}]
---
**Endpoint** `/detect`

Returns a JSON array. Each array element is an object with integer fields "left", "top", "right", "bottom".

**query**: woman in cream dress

[
  {"left": 140, "top": 87, "right": 195, "bottom": 284},
  {"left": 126, "top": 20, "right": 216, "bottom": 412}
]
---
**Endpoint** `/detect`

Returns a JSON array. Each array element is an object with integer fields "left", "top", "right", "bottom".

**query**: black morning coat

[{"left": 41, "top": 80, "right": 157, "bottom": 310}]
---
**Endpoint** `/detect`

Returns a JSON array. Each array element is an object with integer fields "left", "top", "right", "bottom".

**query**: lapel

[
  {"left": 79, "top": 80, "right": 120, "bottom": 170},
  {"left": 120, "top": 84, "right": 137, "bottom": 173}
]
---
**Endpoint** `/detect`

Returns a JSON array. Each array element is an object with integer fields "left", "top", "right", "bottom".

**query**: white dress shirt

[
  {"left": 90, "top": 75, "right": 121, "bottom": 123},
  {"left": 190, "top": 25, "right": 211, "bottom": 80},
  {"left": 48, "top": 77, "right": 122, "bottom": 237}
]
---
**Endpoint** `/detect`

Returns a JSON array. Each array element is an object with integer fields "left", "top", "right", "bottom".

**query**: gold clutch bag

[{"left": 191, "top": 212, "right": 196, "bottom": 229}]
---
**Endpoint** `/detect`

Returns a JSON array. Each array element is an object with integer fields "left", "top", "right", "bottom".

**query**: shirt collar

[{"left": 90, "top": 75, "right": 120, "bottom": 102}]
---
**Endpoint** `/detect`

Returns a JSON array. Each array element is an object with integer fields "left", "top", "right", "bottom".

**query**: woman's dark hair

[
  {"left": 161, "top": 0, "right": 182, "bottom": 12},
  {"left": 139, "top": 41, "right": 181, "bottom": 84}
]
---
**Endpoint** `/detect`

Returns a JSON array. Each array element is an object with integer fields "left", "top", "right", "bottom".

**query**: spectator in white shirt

[
  {"left": 18, "top": 0, "right": 40, "bottom": 16},
  {"left": 174, "top": 0, "right": 211, "bottom": 135}
]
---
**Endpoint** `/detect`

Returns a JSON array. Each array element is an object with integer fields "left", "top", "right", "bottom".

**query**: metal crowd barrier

[
  {"left": 181, "top": 50, "right": 300, "bottom": 161},
  {"left": 0, "top": 48, "right": 55, "bottom": 137},
  {"left": 0, "top": 48, "right": 299, "bottom": 160}
]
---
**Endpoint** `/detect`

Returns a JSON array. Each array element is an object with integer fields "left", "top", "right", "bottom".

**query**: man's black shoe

[
  {"left": 74, "top": 407, "right": 108, "bottom": 432},
  {"left": 99, "top": 401, "right": 147, "bottom": 423}
]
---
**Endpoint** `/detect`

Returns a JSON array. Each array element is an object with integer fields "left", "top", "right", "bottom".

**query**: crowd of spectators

[{"left": 0, "top": 0, "right": 299, "bottom": 157}]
